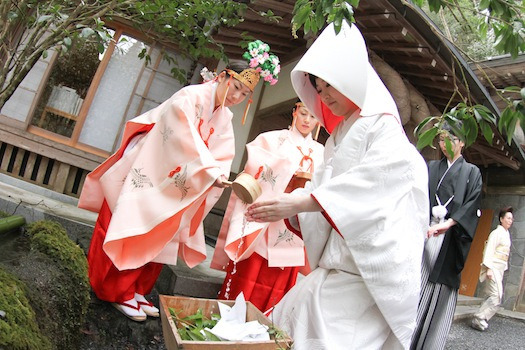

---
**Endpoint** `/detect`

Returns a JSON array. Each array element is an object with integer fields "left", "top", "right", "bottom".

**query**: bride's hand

[{"left": 246, "top": 194, "right": 320, "bottom": 222}]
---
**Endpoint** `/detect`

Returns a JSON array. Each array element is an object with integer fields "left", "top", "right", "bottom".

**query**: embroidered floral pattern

[
  {"left": 195, "top": 103, "right": 204, "bottom": 121},
  {"left": 274, "top": 228, "right": 295, "bottom": 246},
  {"left": 260, "top": 164, "right": 277, "bottom": 189},
  {"left": 160, "top": 125, "right": 173, "bottom": 143},
  {"left": 169, "top": 165, "right": 190, "bottom": 200},
  {"left": 278, "top": 133, "right": 287, "bottom": 147},
  {"left": 130, "top": 168, "right": 153, "bottom": 188}
]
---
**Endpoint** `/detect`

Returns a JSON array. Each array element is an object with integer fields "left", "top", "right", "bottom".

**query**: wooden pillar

[{"left": 459, "top": 209, "right": 494, "bottom": 296}]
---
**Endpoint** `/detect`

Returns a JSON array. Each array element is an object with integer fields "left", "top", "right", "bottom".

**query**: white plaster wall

[{"left": 258, "top": 59, "right": 298, "bottom": 111}]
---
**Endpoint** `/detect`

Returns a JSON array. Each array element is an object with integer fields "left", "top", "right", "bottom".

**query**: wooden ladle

[{"left": 223, "top": 173, "right": 262, "bottom": 204}]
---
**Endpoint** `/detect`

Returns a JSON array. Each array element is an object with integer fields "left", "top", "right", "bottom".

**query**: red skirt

[
  {"left": 218, "top": 253, "right": 299, "bottom": 312},
  {"left": 87, "top": 200, "right": 163, "bottom": 303}
]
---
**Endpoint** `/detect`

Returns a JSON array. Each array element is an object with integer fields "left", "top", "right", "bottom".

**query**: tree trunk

[{"left": 369, "top": 51, "right": 411, "bottom": 125}]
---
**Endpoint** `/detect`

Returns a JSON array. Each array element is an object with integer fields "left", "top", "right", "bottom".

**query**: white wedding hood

[{"left": 291, "top": 22, "right": 400, "bottom": 128}]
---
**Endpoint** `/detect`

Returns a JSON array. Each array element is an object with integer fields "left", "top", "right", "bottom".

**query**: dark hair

[
  {"left": 308, "top": 73, "right": 318, "bottom": 89},
  {"left": 499, "top": 206, "right": 513, "bottom": 221},
  {"left": 292, "top": 98, "right": 302, "bottom": 113},
  {"left": 442, "top": 120, "right": 464, "bottom": 139},
  {"left": 224, "top": 59, "right": 250, "bottom": 76}
]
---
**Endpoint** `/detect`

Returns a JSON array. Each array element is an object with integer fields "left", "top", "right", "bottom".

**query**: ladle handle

[{"left": 222, "top": 180, "right": 232, "bottom": 187}]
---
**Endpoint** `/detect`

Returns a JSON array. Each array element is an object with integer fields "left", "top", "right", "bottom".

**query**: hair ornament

[
  {"left": 242, "top": 40, "right": 280, "bottom": 86},
  {"left": 200, "top": 67, "right": 217, "bottom": 82}
]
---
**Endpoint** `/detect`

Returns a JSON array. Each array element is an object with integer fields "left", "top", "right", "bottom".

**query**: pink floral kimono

[
  {"left": 211, "top": 127, "right": 324, "bottom": 312},
  {"left": 79, "top": 81, "right": 235, "bottom": 302}
]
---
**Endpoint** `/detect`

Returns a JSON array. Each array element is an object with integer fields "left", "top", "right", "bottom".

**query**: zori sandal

[
  {"left": 135, "top": 293, "right": 159, "bottom": 317},
  {"left": 112, "top": 300, "right": 147, "bottom": 322}
]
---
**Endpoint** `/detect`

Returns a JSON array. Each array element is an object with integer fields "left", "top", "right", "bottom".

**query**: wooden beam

[
  {"left": 470, "top": 143, "right": 521, "bottom": 170},
  {"left": 415, "top": 84, "right": 457, "bottom": 97},
  {"left": 0, "top": 124, "right": 104, "bottom": 171},
  {"left": 355, "top": 11, "right": 398, "bottom": 22},
  {"left": 369, "top": 42, "right": 431, "bottom": 53},
  {"left": 217, "top": 27, "right": 298, "bottom": 48},
  {"left": 383, "top": 55, "right": 441, "bottom": 68},
  {"left": 407, "top": 77, "right": 456, "bottom": 91},
  {"left": 241, "top": 10, "right": 291, "bottom": 29},
  {"left": 396, "top": 69, "right": 451, "bottom": 81},
  {"left": 485, "top": 186, "right": 525, "bottom": 195},
  {"left": 234, "top": 21, "right": 291, "bottom": 38},
  {"left": 361, "top": 26, "right": 405, "bottom": 35},
  {"left": 219, "top": 40, "right": 289, "bottom": 55},
  {"left": 251, "top": 0, "right": 294, "bottom": 13},
  {"left": 279, "top": 45, "right": 307, "bottom": 65}
]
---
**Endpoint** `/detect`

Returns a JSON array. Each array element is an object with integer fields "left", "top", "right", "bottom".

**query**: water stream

[{"left": 222, "top": 214, "right": 248, "bottom": 299}]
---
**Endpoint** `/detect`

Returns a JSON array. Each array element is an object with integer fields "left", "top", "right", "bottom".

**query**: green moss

[
  {"left": 26, "top": 220, "right": 68, "bottom": 239},
  {"left": 26, "top": 220, "right": 90, "bottom": 348},
  {"left": 0, "top": 267, "right": 52, "bottom": 350}
]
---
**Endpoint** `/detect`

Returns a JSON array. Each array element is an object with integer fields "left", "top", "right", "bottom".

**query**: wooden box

[{"left": 159, "top": 295, "right": 292, "bottom": 349}]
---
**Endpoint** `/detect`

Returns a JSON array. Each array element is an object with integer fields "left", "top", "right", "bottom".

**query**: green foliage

[
  {"left": 480, "top": 0, "right": 525, "bottom": 58},
  {"left": 291, "top": 0, "right": 358, "bottom": 38},
  {"left": 414, "top": 89, "right": 525, "bottom": 154},
  {"left": 169, "top": 307, "right": 222, "bottom": 341},
  {"left": 412, "top": 0, "right": 525, "bottom": 59},
  {"left": 0, "top": 267, "right": 52, "bottom": 350},
  {"left": 415, "top": 0, "right": 499, "bottom": 60},
  {"left": 129, "top": 1, "right": 248, "bottom": 66}
]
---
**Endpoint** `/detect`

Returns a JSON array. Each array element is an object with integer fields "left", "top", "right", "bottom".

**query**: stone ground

[
  {"left": 79, "top": 289, "right": 166, "bottom": 350},
  {"left": 446, "top": 315, "right": 525, "bottom": 350}
]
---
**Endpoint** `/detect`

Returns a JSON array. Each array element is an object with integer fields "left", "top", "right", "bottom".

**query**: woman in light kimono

[
  {"left": 411, "top": 122, "right": 482, "bottom": 350},
  {"left": 246, "top": 23, "right": 429, "bottom": 350},
  {"left": 78, "top": 43, "right": 280, "bottom": 322},
  {"left": 211, "top": 101, "right": 324, "bottom": 313},
  {"left": 471, "top": 206, "right": 513, "bottom": 331}
]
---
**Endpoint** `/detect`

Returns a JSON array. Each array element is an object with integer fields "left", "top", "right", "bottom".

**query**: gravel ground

[{"left": 446, "top": 316, "right": 525, "bottom": 350}]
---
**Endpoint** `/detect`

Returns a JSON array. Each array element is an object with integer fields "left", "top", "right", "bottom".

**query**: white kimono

[
  {"left": 271, "top": 23, "right": 429, "bottom": 350},
  {"left": 479, "top": 224, "right": 511, "bottom": 288},
  {"left": 473, "top": 224, "right": 511, "bottom": 324}
]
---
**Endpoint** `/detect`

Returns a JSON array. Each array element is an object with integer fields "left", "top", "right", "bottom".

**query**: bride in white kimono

[{"left": 246, "top": 23, "right": 429, "bottom": 349}]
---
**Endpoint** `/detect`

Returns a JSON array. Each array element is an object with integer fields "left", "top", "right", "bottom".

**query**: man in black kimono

[{"left": 411, "top": 121, "right": 482, "bottom": 350}]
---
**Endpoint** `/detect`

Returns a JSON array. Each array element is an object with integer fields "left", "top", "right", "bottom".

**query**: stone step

[
  {"left": 454, "top": 304, "right": 480, "bottom": 321},
  {"left": 156, "top": 263, "right": 224, "bottom": 299},
  {"left": 457, "top": 294, "right": 484, "bottom": 306},
  {"left": 155, "top": 244, "right": 226, "bottom": 300}
]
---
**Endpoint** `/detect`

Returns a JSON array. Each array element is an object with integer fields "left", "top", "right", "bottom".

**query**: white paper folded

[{"left": 208, "top": 292, "right": 270, "bottom": 341}]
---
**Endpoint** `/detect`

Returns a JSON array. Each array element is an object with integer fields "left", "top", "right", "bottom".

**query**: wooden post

[{"left": 459, "top": 209, "right": 494, "bottom": 296}]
